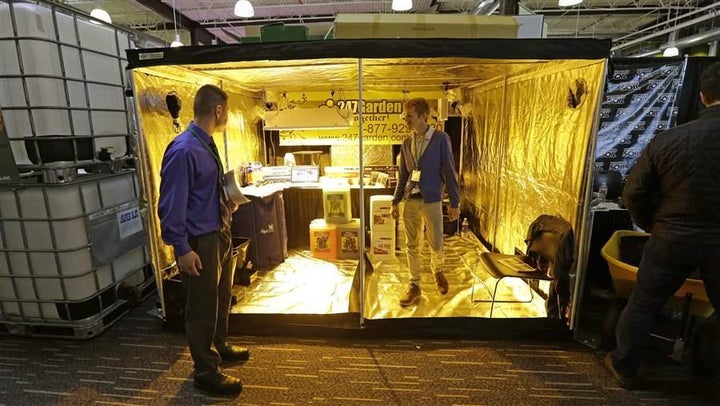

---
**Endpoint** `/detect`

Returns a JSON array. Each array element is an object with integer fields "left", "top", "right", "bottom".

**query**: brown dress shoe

[
  {"left": 399, "top": 284, "right": 421, "bottom": 307},
  {"left": 193, "top": 371, "right": 243, "bottom": 395},
  {"left": 218, "top": 345, "right": 250, "bottom": 363},
  {"left": 603, "top": 353, "right": 636, "bottom": 389},
  {"left": 434, "top": 271, "right": 449, "bottom": 295}
]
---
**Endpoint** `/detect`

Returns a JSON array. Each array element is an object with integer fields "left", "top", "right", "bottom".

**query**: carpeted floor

[{"left": 0, "top": 295, "right": 717, "bottom": 406}]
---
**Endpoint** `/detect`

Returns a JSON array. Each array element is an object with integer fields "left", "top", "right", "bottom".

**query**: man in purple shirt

[
  {"left": 392, "top": 98, "right": 460, "bottom": 306},
  {"left": 159, "top": 84, "right": 248, "bottom": 396}
]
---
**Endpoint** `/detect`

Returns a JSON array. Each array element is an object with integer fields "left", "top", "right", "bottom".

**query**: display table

[
  {"left": 281, "top": 185, "right": 395, "bottom": 248},
  {"left": 237, "top": 183, "right": 395, "bottom": 248}
]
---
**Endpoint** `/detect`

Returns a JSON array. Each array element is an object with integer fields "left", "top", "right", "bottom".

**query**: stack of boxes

[
  {"left": 310, "top": 187, "right": 360, "bottom": 260},
  {"left": 369, "top": 195, "right": 396, "bottom": 261}
]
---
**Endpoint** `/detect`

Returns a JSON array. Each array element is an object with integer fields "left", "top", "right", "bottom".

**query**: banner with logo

[
  {"left": 595, "top": 60, "right": 685, "bottom": 176},
  {"left": 278, "top": 98, "right": 442, "bottom": 146}
]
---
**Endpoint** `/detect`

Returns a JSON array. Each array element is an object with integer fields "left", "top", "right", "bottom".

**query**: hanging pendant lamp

[
  {"left": 392, "top": 0, "right": 412, "bottom": 12},
  {"left": 234, "top": 0, "right": 255, "bottom": 18}
]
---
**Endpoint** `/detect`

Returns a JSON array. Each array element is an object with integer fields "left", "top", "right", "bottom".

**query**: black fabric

[
  {"left": 231, "top": 192, "right": 286, "bottom": 269},
  {"left": 127, "top": 38, "right": 612, "bottom": 69},
  {"left": 525, "top": 215, "right": 575, "bottom": 320},
  {"left": 622, "top": 105, "right": 720, "bottom": 244},
  {"left": 676, "top": 57, "right": 720, "bottom": 125}
]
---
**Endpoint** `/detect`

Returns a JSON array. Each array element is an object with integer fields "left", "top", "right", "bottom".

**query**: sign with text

[
  {"left": 117, "top": 205, "right": 143, "bottom": 240},
  {"left": 278, "top": 98, "right": 441, "bottom": 146}
]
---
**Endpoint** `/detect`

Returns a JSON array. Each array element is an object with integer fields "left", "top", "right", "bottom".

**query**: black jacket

[
  {"left": 623, "top": 104, "right": 720, "bottom": 244},
  {"left": 525, "top": 214, "right": 575, "bottom": 282}
]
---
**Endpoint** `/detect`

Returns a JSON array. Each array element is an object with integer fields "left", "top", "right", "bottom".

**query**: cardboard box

[
  {"left": 371, "top": 229, "right": 396, "bottom": 261},
  {"left": 334, "top": 14, "right": 519, "bottom": 40},
  {"left": 370, "top": 195, "right": 395, "bottom": 231}
]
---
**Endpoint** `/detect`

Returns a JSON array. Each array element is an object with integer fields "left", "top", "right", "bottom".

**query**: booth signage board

[
  {"left": 279, "top": 98, "right": 441, "bottom": 146},
  {"left": 0, "top": 109, "right": 20, "bottom": 184},
  {"left": 334, "top": 14, "right": 520, "bottom": 39}
]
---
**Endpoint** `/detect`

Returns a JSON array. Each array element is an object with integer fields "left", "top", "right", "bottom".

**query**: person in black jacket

[{"left": 604, "top": 63, "right": 720, "bottom": 389}]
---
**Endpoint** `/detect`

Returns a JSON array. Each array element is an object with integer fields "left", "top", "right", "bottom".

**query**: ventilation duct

[
  {"left": 263, "top": 106, "right": 354, "bottom": 130},
  {"left": 473, "top": 0, "right": 500, "bottom": 15},
  {"left": 630, "top": 28, "right": 720, "bottom": 57}
]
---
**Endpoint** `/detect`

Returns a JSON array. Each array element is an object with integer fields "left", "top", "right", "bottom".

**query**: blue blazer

[{"left": 392, "top": 129, "right": 459, "bottom": 208}]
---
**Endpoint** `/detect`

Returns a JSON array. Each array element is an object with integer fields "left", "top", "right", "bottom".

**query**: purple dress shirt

[{"left": 158, "top": 123, "right": 222, "bottom": 256}]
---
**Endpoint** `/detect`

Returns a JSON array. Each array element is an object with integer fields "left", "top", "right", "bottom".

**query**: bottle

[
  {"left": 598, "top": 182, "right": 608, "bottom": 202},
  {"left": 461, "top": 218, "right": 469, "bottom": 237}
]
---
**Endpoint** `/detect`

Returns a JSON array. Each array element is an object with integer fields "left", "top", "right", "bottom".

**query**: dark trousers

[
  {"left": 612, "top": 236, "right": 720, "bottom": 375},
  {"left": 183, "top": 230, "right": 235, "bottom": 379}
]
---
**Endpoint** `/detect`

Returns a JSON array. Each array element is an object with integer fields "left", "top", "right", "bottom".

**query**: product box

[
  {"left": 334, "top": 14, "right": 519, "bottom": 40},
  {"left": 370, "top": 195, "right": 394, "bottom": 231},
  {"left": 370, "top": 229, "right": 396, "bottom": 261},
  {"left": 323, "top": 187, "right": 352, "bottom": 224},
  {"left": 337, "top": 219, "right": 361, "bottom": 260},
  {"left": 309, "top": 219, "right": 337, "bottom": 260}
]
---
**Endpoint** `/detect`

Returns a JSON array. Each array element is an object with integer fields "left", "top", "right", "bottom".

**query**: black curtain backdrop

[{"left": 676, "top": 57, "right": 720, "bottom": 125}]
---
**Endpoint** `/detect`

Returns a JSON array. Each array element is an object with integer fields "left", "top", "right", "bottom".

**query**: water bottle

[
  {"left": 461, "top": 218, "right": 469, "bottom": 237},
  {"left": 598, "top": 182, "right": 608, "bottom": 202}
]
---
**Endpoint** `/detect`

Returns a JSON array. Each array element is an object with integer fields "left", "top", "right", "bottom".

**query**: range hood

[{"left": 263, "top": 106, "right": 354, "bottom": 130}]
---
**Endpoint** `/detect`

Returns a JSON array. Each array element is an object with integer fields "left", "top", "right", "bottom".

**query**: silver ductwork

[
  {"left": 630, "top": 28, "right": 720, "bottom": 57},
  {"left": 473, "top": 0, "right": 500, "bottom": 15}
]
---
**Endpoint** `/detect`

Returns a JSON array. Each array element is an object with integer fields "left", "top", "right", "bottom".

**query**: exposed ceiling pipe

[
  {"left": 613, "top": 1, "right": 720, "bottom": 43},
  {"left": 629, "top": 27, "right": 720, "bottom": 57},
  {"left": 472, "top": 0, "right": 500, "bottom": 15},
  {"left": 611, "top": 8, "right": 720, "bottom": 52}
]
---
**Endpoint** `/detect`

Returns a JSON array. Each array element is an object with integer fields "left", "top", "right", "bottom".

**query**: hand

[
  {"left": 177, "top": 250, "right": 202, "bottom": 277},
  {"left": 391, "top": 204, "right": 399, "bottom": 220},
  {"left": 448, "top": 207, "right": 459, "bottom": 222}
]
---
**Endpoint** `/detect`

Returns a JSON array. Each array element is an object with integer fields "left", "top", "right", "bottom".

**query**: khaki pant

[
  {"left": 183, "top": 230, "right": 235, "bottom": 380},
  {"left": 402, "top": 199, "right": 444, "bottom": 286}
]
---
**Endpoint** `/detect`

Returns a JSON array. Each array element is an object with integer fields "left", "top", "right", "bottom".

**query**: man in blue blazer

[{"left": 391, "top": 98, "right": 460, "bottom": 306}]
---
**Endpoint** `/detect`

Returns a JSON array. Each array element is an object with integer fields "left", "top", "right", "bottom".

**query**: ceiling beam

[
  {"left": 534, "top": 6, "right": 698, "bottom": 16},
  {"left": 198, "top": 15, "right": 337, "bottom": 28},
  {"left": 133, "top": 0, "right": 223, "bottom": 45}
]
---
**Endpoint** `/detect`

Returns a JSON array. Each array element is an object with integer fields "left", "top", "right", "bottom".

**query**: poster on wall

[
  {"left": 595, "top": 60, "right": 685, "bottom": 176},
  {"left": 278, "top": 98, "right": 442, "bottom": 146}
]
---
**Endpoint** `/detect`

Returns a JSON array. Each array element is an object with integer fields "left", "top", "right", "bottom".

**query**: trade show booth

[{"left": 126, "top": 38, "right": 611, "bottom": 337}]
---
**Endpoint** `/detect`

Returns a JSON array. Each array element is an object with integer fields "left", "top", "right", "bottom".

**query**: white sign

[{"left": 117, "top": 206, "right": 143, "bottom": 239}]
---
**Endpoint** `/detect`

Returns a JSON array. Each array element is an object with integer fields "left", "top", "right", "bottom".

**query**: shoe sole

[
  {"left": 193, "top": 381, "right": 243, "bottom": 395},
  {"left": 603, "top": 353, "right": 635, "bottom": 389},
  {"left": 220, "top": 354, "right": 250, "bottom": 364},
  {"left": 399, "top": 295, "right": 421, "bottom": 307}
]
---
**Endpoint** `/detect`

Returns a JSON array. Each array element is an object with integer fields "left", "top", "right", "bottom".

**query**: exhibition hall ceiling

[{"left": 56, "top": 0, "right": 719, "bottom": 56}]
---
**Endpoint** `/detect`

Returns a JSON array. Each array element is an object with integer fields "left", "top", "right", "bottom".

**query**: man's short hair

[
  {"left": 193, "top": 84, "right": 228, "bottom": 117},
  {"left": 700, "top": 62, "right": 720, "bottom": 103},
  {"left": 405, "top": 98, "right": 430, "bottom": 117}
]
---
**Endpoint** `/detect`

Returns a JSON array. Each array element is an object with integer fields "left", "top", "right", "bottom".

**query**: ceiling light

[
  {"left": 392, "top": 0, "right": 412, "bottom": 12},
  {"left": 557, "top": 0, "right": 582, "bottom": 7},
  {"left": 662, "top": 46, "right": 679, "bottom": 57},
  {"left": 170, "top": 34, "right": 183, "bottom": 47},
  {"left": 89, "top": 8, "right": 111, "bottom": 24},
  {"left": 234, "top": 0, "right": 255, "bottom": 18}
]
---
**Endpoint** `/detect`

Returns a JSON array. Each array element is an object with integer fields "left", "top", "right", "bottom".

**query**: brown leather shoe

[
  {"left": 434, "top": 271, "right": 449, "bottom": 295},
  {"left": 218, "top": 345, "right": 250, "bottom": 363},
  {"left": 193, "top": 371, "right": 242, "bottom": 395},
  {"left": 399, "top": 284, "right": 421, "bottom": 307},
  {"left": 603, "top": 353, "right": 636, "bottom": 389}
]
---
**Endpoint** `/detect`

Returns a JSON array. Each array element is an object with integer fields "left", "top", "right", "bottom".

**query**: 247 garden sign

[{"left": 278, "top": 99, "right": 441, "bottom": 146}]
